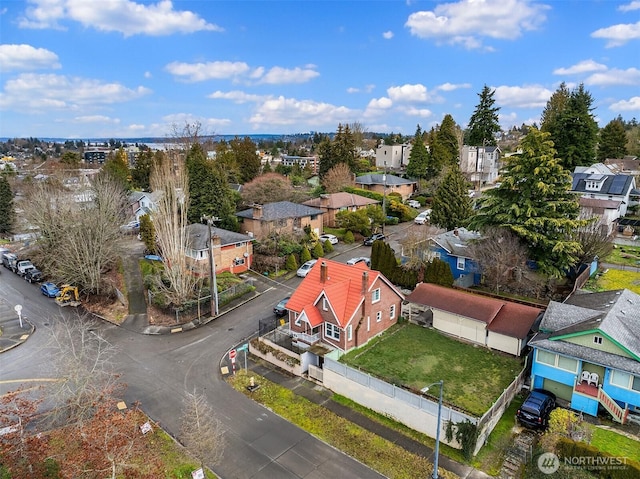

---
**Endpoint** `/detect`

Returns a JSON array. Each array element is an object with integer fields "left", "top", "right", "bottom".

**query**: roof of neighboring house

[
  {"left": 235, "top": 201, "right": 324, "bottom": 221},
  {"left": 185, "top": 223, "right": 254, "bottom": 250},
  {"left": 129, "top": 191, "right": 148, "bottom": 203},
  {"left": 574, "top": 163, "right": 612, "bottom": 175},
  {"left": 604, "top": 157, "right": 640, "bottom": 174},
  {"left": 287, "top": 258, "right": 404, "bottom": 328},
  {"left": 578, "top": 197, "right": 622, "bottom": 210},
  {"left": 355, "top": 174, "right": 416, "bottom": 186},
  {"left": 303, "top": 192, "right": 379, "bottom": 209},
  {"left": 571, "top": 172, "right": 635, "bottom": 197},
  {"left": 405, "top": 283, "right": 543, "bottom": 339},
  {"left": 530, "top": 289, "right": 640, "bottom": 374},
  {"left": 430, "top": 227, "right": 481, "bottom": 258}
]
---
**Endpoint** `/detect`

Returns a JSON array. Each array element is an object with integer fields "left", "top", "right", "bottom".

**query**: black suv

[
  {"left": 363, "top": 233, "right": 385, "bottom": 246},
  {"left": 516, "top": 389, "right": 556, "bottom": 429},
  {"left": 274, "top": 297, "right": 290, "bottom": 317},
  {"left": 24, "top": 268, "right": 44, "bottom": 283}
]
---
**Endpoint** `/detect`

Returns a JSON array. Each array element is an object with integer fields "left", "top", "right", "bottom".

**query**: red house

[{"left": 285, "top": 258, "right": 404, "bottom": 352}]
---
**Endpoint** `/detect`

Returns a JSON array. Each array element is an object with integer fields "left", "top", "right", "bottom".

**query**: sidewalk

[{"left": 240, "top": 358, "right": 491, "bottom": 479}]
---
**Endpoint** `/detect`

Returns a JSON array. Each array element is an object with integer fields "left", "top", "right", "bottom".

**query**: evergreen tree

[
  {"left": 430, "top": 167, "right": 473, "bottom": 231},
  {"left": 465, "top": 85, "right": 500, "bottom": 146},
  {"left": 215, "top": 140, "right": 240, "bottom": 183},
  {"left": 317, "top": 125, "right": 357, "bottom": 179},
  {"left": 60, "top": 151, "right": 81, "bottom": 167},
  {"left": 131, "top": 150, "right": 155, "bottom": 191},
  {"left": 300, "top": 247, "right": 312, "bottom": 263},
  {"left": 436, "top": 114, "right": 461, "bottom": 165},
  {"left": 317, "top": 137, "right": 335, "bottom": 179},
  {"left": 186, "top": 144, "right": 238, "bottom": 231},
  {"left": 424, "top": 258, "right": 454, "bottom": 287},
  {"left": 285, "top": 254, "right": 298, "bottom": 271},
  {"left": 468, "top": 128, "right": 587, "bottom": 277},
  {"left": 556, "top": 84, "right": 599, "bottom": 170},
  {"left": 101, "top": 147, "right": 130, "bottom": 189},
  {"left": 139, "top": 213, "right": 156, "bottom": 254},
  {"left": 598, "top": 117, "right": 628, "bottom": 161},
  {"left": 540, "top": 82, "right": 570, "bottom": 134},
  {"left": 312, "top": 241, "right": 324, "bottom": 259},
  {"left": 231, "top": 136, "right": 261, "bottom": 183},
  {"left": 0, "top": 175, "right": 15, "bottom": 234},
  {"left": 406, "top": 125, "right": 430, "bottom": 179},
  {"left": 262, "top": 160, "right": 272, "bottom": 173}
]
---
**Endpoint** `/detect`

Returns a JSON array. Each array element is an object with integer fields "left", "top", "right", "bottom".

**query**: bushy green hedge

[
  {"left": 555, "top": 437, "right": 640, "bottom": 479},
  {"left": 343, "top": 186, "right": 383, "bottom": 202}
]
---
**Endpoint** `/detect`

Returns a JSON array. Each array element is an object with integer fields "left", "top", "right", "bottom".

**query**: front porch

[{"left": 572, "top": 370, "right": 630, "bottom": 424}]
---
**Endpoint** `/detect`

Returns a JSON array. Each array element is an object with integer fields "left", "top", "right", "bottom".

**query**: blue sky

[{"left": 1, "top": 0, "right": 639, "bottom": 139}]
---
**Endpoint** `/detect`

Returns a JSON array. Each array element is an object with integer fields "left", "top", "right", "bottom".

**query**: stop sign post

[{"left": 229, "top": 349, "right": 237, "bottom": 372}]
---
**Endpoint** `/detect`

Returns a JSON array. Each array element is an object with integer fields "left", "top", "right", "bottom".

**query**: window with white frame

[
  {"left": 294, "top": 312, "right": 301, "bottom": 327},
  {"left": 557, "top": 355, "right": 578, "bottom": 372},
  {"left": 536, "top": 350, "right": 555, "bottom": 366},
  {"left": 610, "top": 370, "right": 640, "bottom": 392},
  {"left": 323, "top": 297, "right": 328, "bottom": 311},
  {"left": 457, "top": 257, "right": 465, "bottom": 270},
  {"left": 325, "top": 323, "right": 340, "bottom": 341},
  {"left": 233, "top": 257, "right": 245, "bottom": 266},
  {"left": 390, "top": 304, "right": 396, "bottom": 319},
  {"left": 372, "top": 288, "right": 381, "bottom": 303},
  {"left": 347, "top": 325, "right": 352, "bottom": 341},
  {"left": 376, "top": 311, "right": 382, "bottom": 322},
  {"left": 536, "top": 350, "right": 577, "bottom": 372}
]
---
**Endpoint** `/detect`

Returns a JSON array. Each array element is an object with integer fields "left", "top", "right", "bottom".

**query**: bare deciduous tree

[
  {"left": 468, "top": 227, "right": 529, "bottom": 294},
  {"left": 23, "top": 173, "right": 127, "bottom": 295},
  {"left": 321, "top": 163, "right": 354, "bottom": 193},
  {"left": 150, "top": 151, "right": 200, "bottom": 306},
  {"left": 180, "top": 390, "right": 225, "bottom": 470},
  {"left": 398, "top": 225, "right": 444, "bottom": 269},
  {"left": 44, "top": 314, "right": 122, "bottom": 428},
  {"left": 241, "top": 172, "right": 298, "bottom": 204},
  {"left": 574, "top": 214, "right": 613, "bottom": 265}
]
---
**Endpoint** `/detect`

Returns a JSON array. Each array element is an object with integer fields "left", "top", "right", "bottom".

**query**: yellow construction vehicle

[{"left": 56, "top": 285, "right": 81, "bottom": 307}]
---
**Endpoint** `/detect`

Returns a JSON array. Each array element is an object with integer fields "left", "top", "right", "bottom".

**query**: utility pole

[
  {"left": 382, "top": 161, "right": 387, "bottom": 236},
  {"left": 202, "top": 215, "right": 219, "bottom": 317}
]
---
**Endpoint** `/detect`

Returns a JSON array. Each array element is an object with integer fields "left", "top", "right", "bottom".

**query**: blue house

[
  {"left": 427, "top": 227, "right": 481, "bottom": 287},
  {"left": 529, "top": 289, "right": 640, "bottom": 424}
]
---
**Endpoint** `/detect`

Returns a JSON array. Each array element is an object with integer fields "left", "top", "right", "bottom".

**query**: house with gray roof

[
  {"left": 235, "top": 201, "right": 324, "bottom": 241},
  {"left": 185, "top": 223, "right": 254, "bottom": 274},
  {"left": 571, "top": 163, "right": 638, "bottom": 235},
  {"left": 427, "top": 227, "right": 481, "bottom": 287},
  {"left": 355, "top": 174, "right": 416, "bottom": 200},
  {"left": 529, "top": 289, "right": 640, "bottom": 424}
]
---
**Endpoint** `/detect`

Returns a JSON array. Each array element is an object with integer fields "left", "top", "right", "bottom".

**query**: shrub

[
  {"left": 343, "top": 230, "right": 355, "bottom": 244},
  {"left": 312, "top": 242, "right": 324, "bottom": 259},
  {"left": 300, "top": 247, "right": 312, "bottom": 263},
  {"left": 323, "top": 239, "right": 334, "bottom": 253},
  {"left": 285, "top": 254, "right": 298, "bottom": 271}
]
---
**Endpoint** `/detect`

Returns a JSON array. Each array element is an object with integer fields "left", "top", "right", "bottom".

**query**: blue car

[{"left": 40, "top": 282, "right": 60, "bottom": 298}]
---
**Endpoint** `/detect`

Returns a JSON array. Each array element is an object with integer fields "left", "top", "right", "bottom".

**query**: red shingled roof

[
  {"left": 287, "top": 259, "right": 402, "bottom": 328},
  {"left": 406, "top": 283, "right": 543, "bottom": 339}
]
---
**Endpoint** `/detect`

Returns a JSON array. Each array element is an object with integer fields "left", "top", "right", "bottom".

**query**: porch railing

[{"left": 597, "top": 386, "right": 629, "bottom": 424}]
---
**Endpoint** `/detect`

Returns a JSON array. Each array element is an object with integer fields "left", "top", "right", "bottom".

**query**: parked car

[
  {"left": 274, "top": 297, "right": 291, "bottom": 316},
  {"left": 414, "top": 209, "right": 432, "bottom": 225},
  {"left": 144, "top": 254, "right": 163, "bottom": 262},
  {"left": 24, "top": 268, "right": 44, "bottom": 283},
  {"left": 120, "top": 221, "right": 140, "bottom": 233},
  {"left": 2, "top": 253, "right": 18, "bottom": 272},
  {"left": 296, "top": 259, "right": 318, "bottom": 278},
  {"left": 40, "top": 282, "right": 60, "bottom": 298},
  {"left": 363, "top": 233, "right": 385, "bottom": 246},
  {"left": 346, "top": 256, "right": 371, "bottom": 267},
  {"left": 516, "top": 389, "right": 556, "bottom": 429},
  {"left": 407, "top": 199, "right": 421, "bottom": 208},
  {"left": 318, "top": 233, "right": 338, "bottom": 245},
  {"left": 16, "top": 260, "right": 35, "bottom": 277}
]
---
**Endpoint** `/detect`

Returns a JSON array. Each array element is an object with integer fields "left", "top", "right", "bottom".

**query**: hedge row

[{"left": 555, "top": 437, "right": 640, "bottom": 479}]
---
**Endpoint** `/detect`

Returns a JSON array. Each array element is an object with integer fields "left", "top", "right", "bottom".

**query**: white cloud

[
  {"left": 73, "top": 115, "right": 120, "bottom": 124},
  {"left": 619, "top": 1, "right": 640, "bottom": 12},
  {"left": 405, "top": 0, "right": 549, "bottom": 49},
  {"left": 0, "top": 73, "right": 150, "bottom": 111},
  {"left": 19, "top": 0, "right": 221, "bottom": 36},
  {"left": 165, "top": 61, "right": 251, "bottom": 82},
  {"left": 585, "top": 68, "right": 640, "bottom": 86},
  {"left": 609, "top": 96, "right": 640, "bottom": 111},
  {"left": 366, "top": 97, "right": 393, "bottom": 110},
  {"left": 250, "top": 96, "right": 355, "bottom": 128},
  {"left": 591, "top": 21, "right": 640, "bottom": 47},
  {"left": 436, "top": 82, "right": 471, "bottom": 91},
  {"left": 493, "top": 85, "right": 553, "bottom": 108},
  {"left": 258, "top": 66, "right": 320, "bottom": 85},
  {"left": 383, "top": 30, "right": 394, "bottom": 39},
  {"left": 553, "top": 60, "right": 608, "bottom": 75},
  {"left": 402, "top": 106, "right": 433, "bottom": 118},
  {"left": 347, "top": 84, "right": 375, "bottom": 94},
  {"left": 161, "top": 113, "right": 231, "bottom": 129},
  {"left": 144, "top": 71, "right": 152, "bottom": 79},
  {"left": 0, "top": 44, "right": 61, "bottom": 71},
  {"left": 387, "top": 83, "right": 431, "bottom": 102},
  {"left": 208, "top": 90, "right": 268, "bottom": 103}
]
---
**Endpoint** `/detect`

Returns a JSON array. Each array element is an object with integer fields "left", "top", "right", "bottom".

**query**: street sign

[
  {"left": 237, "top": 343, "right": 248, "bottom": 352},
  {"left": 229, "top": 349, "right": 237, "bottom": 362},
  {"left": 191, "top": 468, "right": 204, "bottom": 479}
]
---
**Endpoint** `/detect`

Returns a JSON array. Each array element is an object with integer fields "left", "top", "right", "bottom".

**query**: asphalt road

[{"left": 0, "top": 244, "right": 389, "bottom": 479}]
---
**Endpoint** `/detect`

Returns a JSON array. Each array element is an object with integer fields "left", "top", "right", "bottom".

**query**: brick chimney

[
  {"left": 252, "top": 204, "right": 263, "bottom": 219},
  {"left": 320, "top": 261, "right": 328, "bottom": 283},
  {"left": 320, "top": 194, "right": 330, "bottom": 208},
  {"left": 361, "top": 271, "right": 369, "bottom": 295}
]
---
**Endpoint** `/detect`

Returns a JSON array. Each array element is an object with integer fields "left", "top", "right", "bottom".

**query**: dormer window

[
  {"left": 585, "top": 174, "right": 606, "bottom": 192},
  {"left": 593, "top": 335, "right": 603, "bottom": 345}
]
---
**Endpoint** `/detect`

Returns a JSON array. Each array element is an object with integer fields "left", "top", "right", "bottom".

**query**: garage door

[{"left": 542, "top": 378, "right": 573, "bottom": 402}]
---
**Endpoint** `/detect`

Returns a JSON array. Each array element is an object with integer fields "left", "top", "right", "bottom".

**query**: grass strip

[{"left": 229, "top": 370, "right": 458, "bottom": 479}]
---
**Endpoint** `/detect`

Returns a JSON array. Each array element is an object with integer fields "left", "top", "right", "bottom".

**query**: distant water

[{"left": 0, "top": 133, "right": 314, "bottom": 144}]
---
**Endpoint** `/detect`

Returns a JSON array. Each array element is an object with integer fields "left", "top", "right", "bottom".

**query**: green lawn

[
  {"left": 584, "top": 268, "right": 640, "bottom": 294},
  {"left": 340, "top": 323, "right": 523, "bottom": 416},
  {"left": 603, "top": 245, "right": 640, "bottom": 267},
  {"left": 591, "top": 427, "right": 640, "bottom": 462}
]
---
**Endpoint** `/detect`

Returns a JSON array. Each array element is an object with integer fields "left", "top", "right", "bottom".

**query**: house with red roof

[
  {"left": 285, "top": 258, "right": 405, "bottom": 353},
  {"left": 405, "top": 283, "right": 544, "bottom": 356}
]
